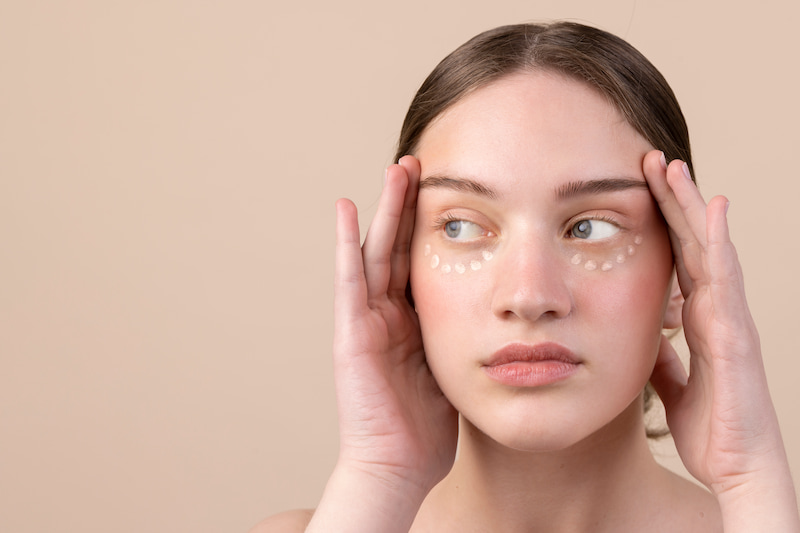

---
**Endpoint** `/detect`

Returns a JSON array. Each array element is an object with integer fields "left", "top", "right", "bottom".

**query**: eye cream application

[
  {"left": 425, "top": 243, "right": 494, "bottom": 274},
  {"left": 570, "top": 234, "right": 643, "bottom": 273},
  {"left": 424, "top": 234, "right": 641, "bottom": 276}
]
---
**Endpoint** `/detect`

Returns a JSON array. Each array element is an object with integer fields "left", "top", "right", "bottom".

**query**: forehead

[{"left": 415, "top": 72, "right": 652, "bottom": 190}]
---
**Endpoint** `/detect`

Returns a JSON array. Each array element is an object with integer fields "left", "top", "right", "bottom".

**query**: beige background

[{"left": 1, "top": 1, "right": 798, "bottom": 531}]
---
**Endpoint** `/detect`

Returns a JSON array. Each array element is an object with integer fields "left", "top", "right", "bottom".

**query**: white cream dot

[
  {"left": 628, "top": 245, "right": 636, "bottom": 256},
  {"left": 571, "top": 254, "right": 583, "bottom": 265},
  {"left": 455, "top": 263, "right": 466, "bottom": 274},
  {"left": 601, "top": 261, "right": 613, "bottom": 271},
  {"left": 634, "top": 235, "right": 643, "bottom": 245},
  {"left": 616, "top": 254, "right": 626, "bottom": 264},
  {"left": 423, "top": 244, "right": 431, "bottom": 257},
  {"left": 481, "top": 250, "right": 493, "bottom": 261},
  {"left": 584, "top": 260, "right": 597, "bottom": 271},
  {"left": 430, "top": 254, "right": 440, "bottom": 268},
  {"left": 441, "top": 264, "right": 451, "bottom": 274},
  {"left": 470, "top": 260, "right": 482, "bottom": 271}
]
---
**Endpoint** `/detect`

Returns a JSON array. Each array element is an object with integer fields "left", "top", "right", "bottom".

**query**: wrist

[
  {"left": 713, "top": 457, "right": 800, "bottom": 533},
  {"left": 305, "top": 461, "right": 431, "bottom": 533}
]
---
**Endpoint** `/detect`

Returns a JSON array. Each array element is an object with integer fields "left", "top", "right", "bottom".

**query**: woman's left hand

[{"left": 642, "top": 149, "right": 799, "bottom": 531}]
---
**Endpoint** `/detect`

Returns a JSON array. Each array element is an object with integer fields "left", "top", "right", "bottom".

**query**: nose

[{"left": 490, "top": 237, "right": 573, "bottom": 322}]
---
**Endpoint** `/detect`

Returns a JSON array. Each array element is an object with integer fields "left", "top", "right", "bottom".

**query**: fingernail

[
  {"left": 659, "top": 152, "right": 667, "bottom": 170},
  {"left": 682, "top": 162, "right": 692, "bottom": 181},
  {"left": 725, "top": 201, "right": 730, "bottom": 214},
  {"left": 383, "top": 168, "right": 388, "bottom": 184}
]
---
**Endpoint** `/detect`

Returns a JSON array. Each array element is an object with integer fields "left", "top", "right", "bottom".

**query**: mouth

[{"left": 482, "top": 342, "right": 582, "bottom": 387}]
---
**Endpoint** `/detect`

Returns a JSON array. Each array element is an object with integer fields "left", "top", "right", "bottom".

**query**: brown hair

[
  {"left": 393, "top": 21, "right": 693, "bottom": 180},
  {"left": 397, "top": 21, "right": 688, "bottom": 438}
]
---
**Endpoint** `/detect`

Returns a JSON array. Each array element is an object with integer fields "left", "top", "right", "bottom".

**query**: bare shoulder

[{"left": 249, "top": 509, "right": 315, "bottom": 533}]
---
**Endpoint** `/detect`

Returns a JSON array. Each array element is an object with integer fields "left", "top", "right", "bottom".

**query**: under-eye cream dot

[
  {"left": 628, "top": 245, "right": 636, "bottom": 256},
  {"left": 481, "top": 250, "right": 493, "bottom": 261},
  {"left": 571, "top": 254, "right": 583, "bottom": 265},
  {"left": 470, "top": 260, "right": 482, "bottom": 271},
  {"left": 441, "top": 264, "right": 452, "bottom": 274},
  {"left": 601, "top": 261, "right": 613, "bottom": 271},
  {"left": 616, "top": 254, "right": 626, "bottom": 264},
  {"left": 634, "top": 235, "right": 643, "bottom": 245},
  {"left": 455, "top": 263, "right": 466, "bottom": 274},
  {"left": 585, "top": 260, "right": 597, "bottom": 271},
  {"left": 430, "top": 254, "right": 440, "bottom": 268},
  {"left": 424, "top": 244, "right": 431, "bottom": 257}
]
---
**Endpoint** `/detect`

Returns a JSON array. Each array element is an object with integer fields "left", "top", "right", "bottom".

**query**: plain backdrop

[{"left": 1, "top": 1, "right": 799, "bottom": 531}]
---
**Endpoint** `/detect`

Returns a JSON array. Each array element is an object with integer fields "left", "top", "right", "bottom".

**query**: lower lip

[{"left": 483, "top": 361, "right": 580, "bottom": 387}]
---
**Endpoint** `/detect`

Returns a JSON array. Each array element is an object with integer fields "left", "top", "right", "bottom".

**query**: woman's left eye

[
  {"left": 570, "top": 219, "right": 619, "bottom": 240},
  {"left": 443, "top": 219, "right": 484, "bottom": 240}
]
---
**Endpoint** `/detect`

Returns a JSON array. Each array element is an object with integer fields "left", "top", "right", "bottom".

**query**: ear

[{"left": 663, "top": 270, "right": 683, "bottom": 329}]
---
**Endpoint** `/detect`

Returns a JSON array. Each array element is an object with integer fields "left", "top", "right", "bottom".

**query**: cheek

[
  {"left": 410, "top": 242, "right": 494, "bottom": 341},
  {"left": 573, "top": 231, "right": 674, "bottom": 335}
]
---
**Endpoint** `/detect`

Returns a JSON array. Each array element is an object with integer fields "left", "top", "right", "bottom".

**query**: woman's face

[{"left": 409, "top": 72, "right": 675, "bottom": 452}]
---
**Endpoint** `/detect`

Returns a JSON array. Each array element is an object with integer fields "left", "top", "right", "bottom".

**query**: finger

[
  {"left": 361, "top": 166, "right": 409, "bottom": 300},
  {"left": 643, "top": 151, "right": 706, "bottom": 290},
  {"left": 643, "top": 151, "right": 696, "bottom": 246},
  {"left": 334, "top": 198, "right": 367, "bottom": 318},
  {"left": 388, "top": 155, "right": 421, "bottom": 296},
  {"left": 706, "top": 196, "right": 751, "bottom": 330},
  {"left": 642, "top": 151, "right": 693, "bottom": 293},
  {"left": 649, "top": 334, "right": 688, "bottom": 414},
  {"left": 664, "top": 158, "right": 708, "bottom": 249}
]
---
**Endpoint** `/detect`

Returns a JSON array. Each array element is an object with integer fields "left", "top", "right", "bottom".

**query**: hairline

[{"left": 405, "top": 66, "right": 632, "bottom": 160}]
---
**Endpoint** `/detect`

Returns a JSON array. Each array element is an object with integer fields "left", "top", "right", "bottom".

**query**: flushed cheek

[
  {"left": 410, "top": 250, "right": 489, "bottom": 384},
  {"left": 410, "top": 244, "right": 491, "bottom": 336},
  {"left": 575, "top": 238, "right": 674, "bottom": 332}
]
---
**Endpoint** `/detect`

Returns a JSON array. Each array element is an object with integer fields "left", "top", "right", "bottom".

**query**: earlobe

[{"left": 663, "top": 270, "right": 683, "bottom": 329}]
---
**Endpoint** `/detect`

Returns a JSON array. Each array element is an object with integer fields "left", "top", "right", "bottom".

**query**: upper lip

[{"left": 484, "top": 342, "right": 581, "bottom": 367}]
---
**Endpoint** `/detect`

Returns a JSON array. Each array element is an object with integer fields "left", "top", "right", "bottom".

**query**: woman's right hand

[{"left": 306, "top": 156, "right": 458, "bottom": 531}]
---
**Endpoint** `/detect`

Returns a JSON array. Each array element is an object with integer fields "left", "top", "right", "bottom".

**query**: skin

[
  {"left": 253, "top": 73, "right": 799, "bottom": 533},
  {"left": 410, "top": 73, "right": 675, "bottom": 456}
]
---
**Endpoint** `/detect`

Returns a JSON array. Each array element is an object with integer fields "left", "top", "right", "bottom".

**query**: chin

[
  {"left": 460, "top": 394, "right": 646, "bottom": 455},
  {"left": 470, "top": 417, "right": 601, "bottom": 454}
]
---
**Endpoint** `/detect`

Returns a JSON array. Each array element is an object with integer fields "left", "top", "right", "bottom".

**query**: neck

[{"left": 418, "top": 398, "right": 669, "bottom": 533}]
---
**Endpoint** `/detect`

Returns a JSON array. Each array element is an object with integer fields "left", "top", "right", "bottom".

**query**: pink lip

[{"left": 482, "top": 342, "right": 581, "bottom": 387}]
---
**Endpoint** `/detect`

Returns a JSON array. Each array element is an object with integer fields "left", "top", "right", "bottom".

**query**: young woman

[{"left": 258, "top": 22, "right": 799, "bottom": 532}]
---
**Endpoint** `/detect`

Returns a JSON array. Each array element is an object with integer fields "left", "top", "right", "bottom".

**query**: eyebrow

[
  {"left": 555, "top": 178, "right": 648, "bottom": 200},
  {"left": 418, "top": 174, "right": 648, "bottom": 201},
  {"left": 418, "top": 175, "right": 499, "bottom": 200}
]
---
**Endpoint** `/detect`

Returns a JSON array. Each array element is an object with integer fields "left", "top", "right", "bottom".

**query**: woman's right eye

[{"left": 443, "top": 219, "right": 484, "bottom": 241}]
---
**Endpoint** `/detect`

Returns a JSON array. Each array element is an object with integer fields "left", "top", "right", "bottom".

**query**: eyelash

[
  {"left": 564, "top": 214, "right": 621, "bottom": 239},
  {"left": 432, "top": 212, "right": 463, "bottom": 231},
  {"left": 431, "top": 212, "right": 492, "bottom": 242}
]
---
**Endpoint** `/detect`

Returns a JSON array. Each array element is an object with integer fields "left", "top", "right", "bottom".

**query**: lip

[{"left": 482, "top": 342, "right": 582, "bottom": 387}]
